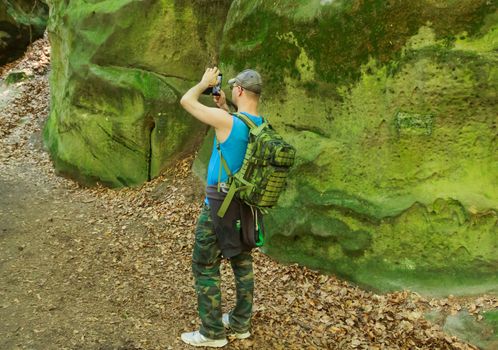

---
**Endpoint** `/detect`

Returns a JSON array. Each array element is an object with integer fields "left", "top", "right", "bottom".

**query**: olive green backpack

[{"left": 216, "top": 113, "right": 296, "bottom": 219}]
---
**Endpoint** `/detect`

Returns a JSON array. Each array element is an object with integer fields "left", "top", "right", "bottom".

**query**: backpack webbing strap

[
  {"left": 215, "top": 136, "right": 232, "bottom": 192},
  {"left": 215, "top": 132, "right": 240, "bottom": 218},
  {"left": 217, "top": 177, "right": 252, "bottom": 217},
  {"left": 217, "top": 183, "right": 237, "bottom": 217},
  {"left": 232, "top": 112, "right": 257, "bottom": 129}
]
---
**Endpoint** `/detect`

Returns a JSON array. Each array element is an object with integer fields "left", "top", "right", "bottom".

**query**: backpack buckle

[{"left": 219, "top": 182, "right": 230, "bottom": 193}]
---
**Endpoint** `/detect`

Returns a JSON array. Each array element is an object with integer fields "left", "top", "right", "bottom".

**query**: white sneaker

[
  {"left": 180, "top": 330, "right": 228, "bottom": 348},
  {"left": 222, "top": 313, "right": 251, "bottom": 339}
]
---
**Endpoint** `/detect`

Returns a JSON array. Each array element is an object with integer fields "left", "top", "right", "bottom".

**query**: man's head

[{"left": 228, "top": 69, "right": 262, "bottom": 104}]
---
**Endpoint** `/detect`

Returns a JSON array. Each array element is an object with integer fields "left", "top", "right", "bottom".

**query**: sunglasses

[{"left": 230, "top": 84, "right": 243, "bottom": 91}]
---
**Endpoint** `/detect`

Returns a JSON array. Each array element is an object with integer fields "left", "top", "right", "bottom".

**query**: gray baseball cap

[{"left": 228, "top": 69, "right": 262, "bottom": 94}]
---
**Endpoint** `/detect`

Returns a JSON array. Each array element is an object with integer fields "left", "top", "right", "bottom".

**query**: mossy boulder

[
  {"left": 43, "top": 0, "right": 232, "bottom": 186},
  {"left": 194, "top": 0, "right": 498, "bottom": 295},
  {"left": 4, "top": 70, "right": 31, "bottom": 84},
  {"left": 438, "top": 310, "right": 498, "bottom": 349},
  {"left": 0, "top": 0, "right": 48, "bottom": 65},
  {"left": 45, "top": 0, "right": 497, "bottom": 295}
]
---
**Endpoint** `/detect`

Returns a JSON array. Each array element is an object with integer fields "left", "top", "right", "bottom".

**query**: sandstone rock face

[
  {"left": 43, "top": 0, "right": 231, "bottom": 186},
  {"left": 195, "top": 0, "right": 498, "bottom": 295},
  {"left": 0, "top": 0, "right": 48, "bottom": 65},
  {"left": 45, "top": 0, "right": 497, "bottom": 295}
]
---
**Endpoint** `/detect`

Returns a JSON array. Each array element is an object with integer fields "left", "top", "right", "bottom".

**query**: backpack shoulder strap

[
  {"left": 232, "top": 112, "right": 258, "bottom": 129},
  {"left": 215, "top": 136, "right": 231, "bottom": 187}
]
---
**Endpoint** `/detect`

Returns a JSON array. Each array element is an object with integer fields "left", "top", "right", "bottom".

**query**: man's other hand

[{"left": 213, "top": 90, "right": 229, "bottom": 112}]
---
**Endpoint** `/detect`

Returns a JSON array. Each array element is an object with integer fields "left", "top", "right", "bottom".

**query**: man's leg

[
  {"left": 228, "top": 251, "right": 254, "bottom": 333},
  {"left": 192, "top": 205, "right": 226, "bottom": 340}
]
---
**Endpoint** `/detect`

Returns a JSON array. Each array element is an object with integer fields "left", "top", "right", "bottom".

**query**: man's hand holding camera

[
  {"left": 180, "top": 67, "right": 232, "bottom": 138},
  {"left": 200, "top": 67, "right": 220, "bottom": 90},
  {"left": 197, "top": 66, "right": 229, "bottom": 112}
]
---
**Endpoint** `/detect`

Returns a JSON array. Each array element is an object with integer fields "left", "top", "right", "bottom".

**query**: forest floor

[{"left": 0, "top": 36, "right": 496, "bottom": 350}]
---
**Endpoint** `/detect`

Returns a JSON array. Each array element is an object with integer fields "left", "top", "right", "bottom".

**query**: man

[{"left": 179, "top": 67, "right": 264, "bottom": 347}]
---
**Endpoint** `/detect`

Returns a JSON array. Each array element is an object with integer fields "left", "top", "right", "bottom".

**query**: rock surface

[
  {"left": 441, "top": 311, "right": 498, "bottom": 349},
  {"left": 43, "top": 0, "right": 232, "bottom": 186},
  {"left": 44, "top": 0, "right": 497, "bottom": 294},
  {"left": 195, "top": 0, "right": 498, "bottom": 295},
  {"left": 0, "top": 0, "right": 48, "bottom": 65}
]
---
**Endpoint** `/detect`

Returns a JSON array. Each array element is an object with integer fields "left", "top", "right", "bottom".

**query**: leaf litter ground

[{"left": 0, "top": 36, "right": 496, "bottom": 350}]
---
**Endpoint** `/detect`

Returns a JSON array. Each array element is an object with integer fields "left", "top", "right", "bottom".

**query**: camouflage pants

[{"left": 192, "top": 204, "right": 254, "bottom": 340}]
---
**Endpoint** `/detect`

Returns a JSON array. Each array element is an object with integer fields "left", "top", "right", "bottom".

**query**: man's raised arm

[{"left": 180, "top": 67, "right": 232, "bottom": 132}]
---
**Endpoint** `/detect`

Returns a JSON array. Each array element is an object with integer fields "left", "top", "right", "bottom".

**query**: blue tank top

[{"left": 206, "top": 112, "right": 263, "bottom": 186}]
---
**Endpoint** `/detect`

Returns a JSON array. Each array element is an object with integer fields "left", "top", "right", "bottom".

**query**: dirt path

[
  {"left": 1, "top": 37, "right": 496, "bottom": 350},
  {"left": 0, "top": 156, "right": 208, "bottom": 350}
]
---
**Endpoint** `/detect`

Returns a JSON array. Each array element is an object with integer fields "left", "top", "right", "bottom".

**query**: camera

[{"left": 202, "top": 73, "right": 222, "bottom": 96}]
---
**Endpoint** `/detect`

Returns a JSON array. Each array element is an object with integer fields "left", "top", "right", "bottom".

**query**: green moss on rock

[
  {"left": 46, "top": 0, "right": 497, "bottom": 295},
  {"left": 200, "top": 1, "right": 498, "bottom": 295},
  {"left": 441, "top": 310, "right": 498, "bottom": 349},
  {"left": 4, "top": 70, "right": 31, "bottom": 84},
  {"left": 44, "top": 0, "right": 231, "bottom": 186}
]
